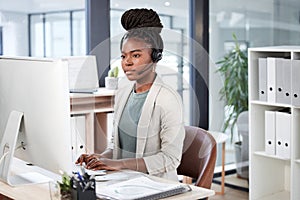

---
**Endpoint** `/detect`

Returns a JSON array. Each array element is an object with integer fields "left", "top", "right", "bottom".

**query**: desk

[
  {"left": 0, "top": 168, "right": 215, "bottom": 200},
  {"left": 70, "top": 88, "right": 115, "bottom": 154},
  {"left": 0, "top": 158, "right": 61, "bottom": 200},
  {"left": 96, "top": 170, "right": 215, "bottom": 200},
  {"left": 208, "top": 131, "right": 229, "bottom": 195}
]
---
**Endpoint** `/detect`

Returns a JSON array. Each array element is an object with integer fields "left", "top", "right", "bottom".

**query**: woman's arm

[
  {"left": 85, "top": 157, "right": 147, "bottom": 173},
  {"left": 142, "top": 86, "right": 185, "bottom": 175}
]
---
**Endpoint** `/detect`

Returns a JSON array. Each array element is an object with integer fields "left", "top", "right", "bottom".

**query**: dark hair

[{"left": 120, "top": 8, "right": 164, "bottom": 62}]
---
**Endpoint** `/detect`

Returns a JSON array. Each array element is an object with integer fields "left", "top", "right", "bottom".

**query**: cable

[
  {"left": 0, "top": 142, "right": 25, "bottom": 166},
  {"left": 0, "top": 151, "right": 9, "bottom": 165}
]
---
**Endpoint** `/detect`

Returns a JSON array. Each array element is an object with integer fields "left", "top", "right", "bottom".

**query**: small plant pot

[
  {"left": 105, "top": 77, "right": 118, "bottom": 90},
  {"left": 234, "top": 141, "right": 249, "bottom": 180}
]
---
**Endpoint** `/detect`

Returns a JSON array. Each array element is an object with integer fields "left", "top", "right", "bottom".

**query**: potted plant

[
  {"left": 57, "top": 172, "right": 72, "bottom": 199},
  {"left": 105, "top": 66, "right": 119, "bottom": 90},
  {"left": 216, "top": 33, "right": 249, "bottom": 179}
]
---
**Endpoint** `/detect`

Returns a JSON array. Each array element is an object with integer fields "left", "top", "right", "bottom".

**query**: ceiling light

[{"left": 164, "top": 1, "right": 171, "bottom": 7}]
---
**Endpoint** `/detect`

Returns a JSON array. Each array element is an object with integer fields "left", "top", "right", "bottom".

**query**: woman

[{"left": 76, "top": 8, "right": 185, "bottom": 181}]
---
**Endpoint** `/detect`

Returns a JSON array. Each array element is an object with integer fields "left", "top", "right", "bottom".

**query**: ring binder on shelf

[
  {"left": 276, "top": 59, "right": 291, "bottom": 104},
  {"left": 258, "top": 58, "right": 267, "bottom": 101}
]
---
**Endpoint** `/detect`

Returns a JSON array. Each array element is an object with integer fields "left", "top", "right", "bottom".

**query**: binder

[
  {"left": 258, "top": 58, "right": 267, "bottom": 101},
  {"left": 276, "top": 59, "right": 291, "bottom": 104},
  {"left": 291, "top": 60, "right": 300, "bottom": 106},
  {"left": 265, "top": 111, "right": 276, "bottom": 155},
  {"left": 267, "top": 57, "right": 279, "bottom": 103},
  {"left": 71, "top": 116, "right": 86, "bottom": 161},
  {"left": 275, "top": 111, "right": 291, "bottom": 159}
]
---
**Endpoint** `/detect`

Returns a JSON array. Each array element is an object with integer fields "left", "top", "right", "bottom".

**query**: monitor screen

[
  {"left": 0, "top": 56, "right": 73, "bottom": 185},
  {"left": 63, "top": 55, "right": 99, "bottom": 92}
]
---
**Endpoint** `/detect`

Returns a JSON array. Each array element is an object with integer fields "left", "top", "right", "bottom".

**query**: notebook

[{"left": 96, "top": 176, "right": 191, "bottom": 200}]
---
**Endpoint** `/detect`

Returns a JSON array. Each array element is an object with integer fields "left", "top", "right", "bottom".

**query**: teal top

[{"left": 118, "top": 90, "right": 149, "bottom": 158}]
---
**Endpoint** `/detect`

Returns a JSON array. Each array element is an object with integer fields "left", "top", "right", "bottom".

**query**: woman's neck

[
  {"left": 135, "top": 73, "right": 156, "bottom": 93},
  {"left": 135, "top": 82, "right": 153, "bottom": 93}
]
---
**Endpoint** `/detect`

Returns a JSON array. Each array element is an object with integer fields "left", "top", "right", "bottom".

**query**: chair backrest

[{"left": 177, "top": 126, "right": 217, "bottom": 189}]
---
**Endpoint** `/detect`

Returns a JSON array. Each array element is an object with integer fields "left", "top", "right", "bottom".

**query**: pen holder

[{"left": 71, "top": 178, "right": 96, "bottom": 200}]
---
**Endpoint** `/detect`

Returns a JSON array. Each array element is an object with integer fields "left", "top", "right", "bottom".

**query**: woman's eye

[
  {"left": 132, "top": 54, "right": 140, "bottom": 58},
  {"left": 120, "top": 55, "right": 125, "bottom": 59}
]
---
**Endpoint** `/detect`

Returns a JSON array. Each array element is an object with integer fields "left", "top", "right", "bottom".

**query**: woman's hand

[
  {"left": 75, "top": 153, "right": 101, "bottom": 165},
  {"left": 86, "top": 158, "right": 121, "bottom": 171}
]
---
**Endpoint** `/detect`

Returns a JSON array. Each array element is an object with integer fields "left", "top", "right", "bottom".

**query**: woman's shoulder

[
  {"left": 153, "top": 82, "right": 182, "bottom": 108},
  {"left": 154, "top": 77, "right": 181, "bottom": 99}
]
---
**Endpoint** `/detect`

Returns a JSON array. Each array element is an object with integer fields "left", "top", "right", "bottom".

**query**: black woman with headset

[{"left": 76, "top": 8, "right": 185, "bottom": 182}]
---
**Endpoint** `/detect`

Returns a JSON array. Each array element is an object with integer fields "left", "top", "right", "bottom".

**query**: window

[
  {"left": 0, "top": 27, "right": 2, "bottom": 55},
  {"left": 29, "top": 10, "right": 85, "bottom": 57},
  {"left": 209, "top": 0, "right": 300, "bottom": 168}
]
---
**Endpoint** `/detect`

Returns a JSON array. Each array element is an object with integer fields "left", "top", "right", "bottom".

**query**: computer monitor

[
  {"left": 0, "top": 56, "right": 73, "bottom": 186},
  {"left": 63, "top": 55, "right": 99, "bottom": 93}
]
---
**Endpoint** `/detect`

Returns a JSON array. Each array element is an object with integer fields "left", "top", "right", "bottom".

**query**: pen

[
  {"left": 76, "top": 172, "right": 86, "bottom": 188},
  {"left": 89, "top": 175, "right": 95, "bottom": 180},
  {"left": 80, "top": 164, "right": 86, "bottom": 175},
  {"left": 82, "top": 181, "right": 93, "bottom": 192}
]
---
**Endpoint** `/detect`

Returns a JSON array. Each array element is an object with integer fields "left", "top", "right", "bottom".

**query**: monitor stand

[{"left": 0, "top": 111, "right": 54, "bottom": 186}]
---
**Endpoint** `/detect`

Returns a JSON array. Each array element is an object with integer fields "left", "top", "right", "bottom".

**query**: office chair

[{"left": 177, "top": 126, "right": 217, "bottom": 190}]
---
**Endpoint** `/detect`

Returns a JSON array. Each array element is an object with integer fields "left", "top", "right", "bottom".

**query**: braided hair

[{"left": 120, "top": 8, "right": 164, "bottom": 59}]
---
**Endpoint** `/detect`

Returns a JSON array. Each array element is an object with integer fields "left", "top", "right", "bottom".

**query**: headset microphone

[{"left": 137, "top": 63, "right": 154, "bottom": 75}]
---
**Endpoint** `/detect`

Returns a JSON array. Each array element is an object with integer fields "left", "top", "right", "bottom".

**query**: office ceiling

[
  {"left": 0, "top": 0, "right": 85, "bottom": 13},
  {"left": 1, "top": 0, "right": 300, "bottom": 14},
  {"left": 1, "top": 0, "right": 300, "bottom": 24},
  {"left": 0, "top": 0, "right": 188, "bottom": 16}
]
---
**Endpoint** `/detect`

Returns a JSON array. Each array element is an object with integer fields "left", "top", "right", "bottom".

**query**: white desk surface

[
  {"left": 0, "top": 161, "right": 215, "bottom": 200},
  {"left": 0, "top": 158, "right": 61, "bottom": 200},
  {"left": 96, "top": 170, "right": 215, "bottom": 200},
  {"left": 69, "top": 87, "right": 115, "bottom": 98}
]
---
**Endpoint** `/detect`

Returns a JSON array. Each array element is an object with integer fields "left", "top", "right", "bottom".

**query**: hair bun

[{"left": 121, "top": 8, "right": 163, "bottom": 33}]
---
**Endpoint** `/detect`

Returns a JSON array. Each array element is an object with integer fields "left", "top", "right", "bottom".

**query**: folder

[
  {"left": 291, "top": 60, "right": 300, "bottom": 106},
  {"left": 258, "top": 58, "right": 267, "bottom": 101},
  {"left": 70, "top": 116, "right": 86, "bottom": 161},
  {"left": 267, "top": 57, "right": 279, "bottom": 103},
  {"left": 265, "top": 111, "right": 276, "bottom": 155},
  {"left": 276, "top": 59, "right": 291, "bottom": 104},
  {"left": 275, "top": 111, "right": 291, "bottom": 159}
]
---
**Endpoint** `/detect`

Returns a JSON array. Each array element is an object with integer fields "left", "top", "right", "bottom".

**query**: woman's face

[{"left": 121, "top": 38, "right": 154, "bottom": 81}]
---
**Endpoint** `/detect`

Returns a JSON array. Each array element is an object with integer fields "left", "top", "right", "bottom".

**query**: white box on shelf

[
  {"left": 275, "top": 111, "right": 291, "bottom": 159},
  {"left": 276, "top": 59, "right": 291, "bottom": 104},
  {"left": 70, "top": 115, "right": 86, "bottom": 162},
  {"left": 265, "top": 111, "right": 276, "bottom": 155},
  {"left": 267, "top": 57, "right": 279, "bottom": 103},
  {"left": 291, "top": 60, "right": 300, "bottom": 106},
  {"left": 258, "top": 58, "right": 268, "bottom": 101}
]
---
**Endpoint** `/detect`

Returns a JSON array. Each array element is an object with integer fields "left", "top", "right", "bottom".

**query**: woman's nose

[{"left": 123, "top": 56, "right": 133, "bottom": 66}]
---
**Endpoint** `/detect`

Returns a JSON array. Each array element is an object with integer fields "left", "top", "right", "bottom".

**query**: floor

[
  {"left": 209, "top": 174, "right": 249, "bottom": 200},
  {"left": 210, "top": 183, "right": 248, "bottom": 200}
]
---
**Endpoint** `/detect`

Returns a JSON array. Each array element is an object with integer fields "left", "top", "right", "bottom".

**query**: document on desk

[{"left": 96, "top": 176, "right": 191, "bottom": 200}]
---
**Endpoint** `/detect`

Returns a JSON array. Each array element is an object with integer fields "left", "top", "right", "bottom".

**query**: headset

[{"left": 151, "top": 48, "right": 162, "bottom": 63}]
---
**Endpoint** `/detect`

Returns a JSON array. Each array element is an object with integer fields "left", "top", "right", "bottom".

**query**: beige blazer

[{"left": 107, "top": 75, "right": 185, "bottom": 181}]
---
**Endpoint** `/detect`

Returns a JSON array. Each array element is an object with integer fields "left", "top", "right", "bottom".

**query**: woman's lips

[{"left": 125, "top": 70, "right": 134, "bottom": 75}]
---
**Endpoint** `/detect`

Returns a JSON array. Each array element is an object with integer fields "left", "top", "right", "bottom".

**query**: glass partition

[{"left": 209, "top": 0, "right": 300, "bottom": 169}]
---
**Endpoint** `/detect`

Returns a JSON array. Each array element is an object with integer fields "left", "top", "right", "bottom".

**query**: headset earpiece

[{"left": 151, "top": 49, "right": 162, "bottom": 63}]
